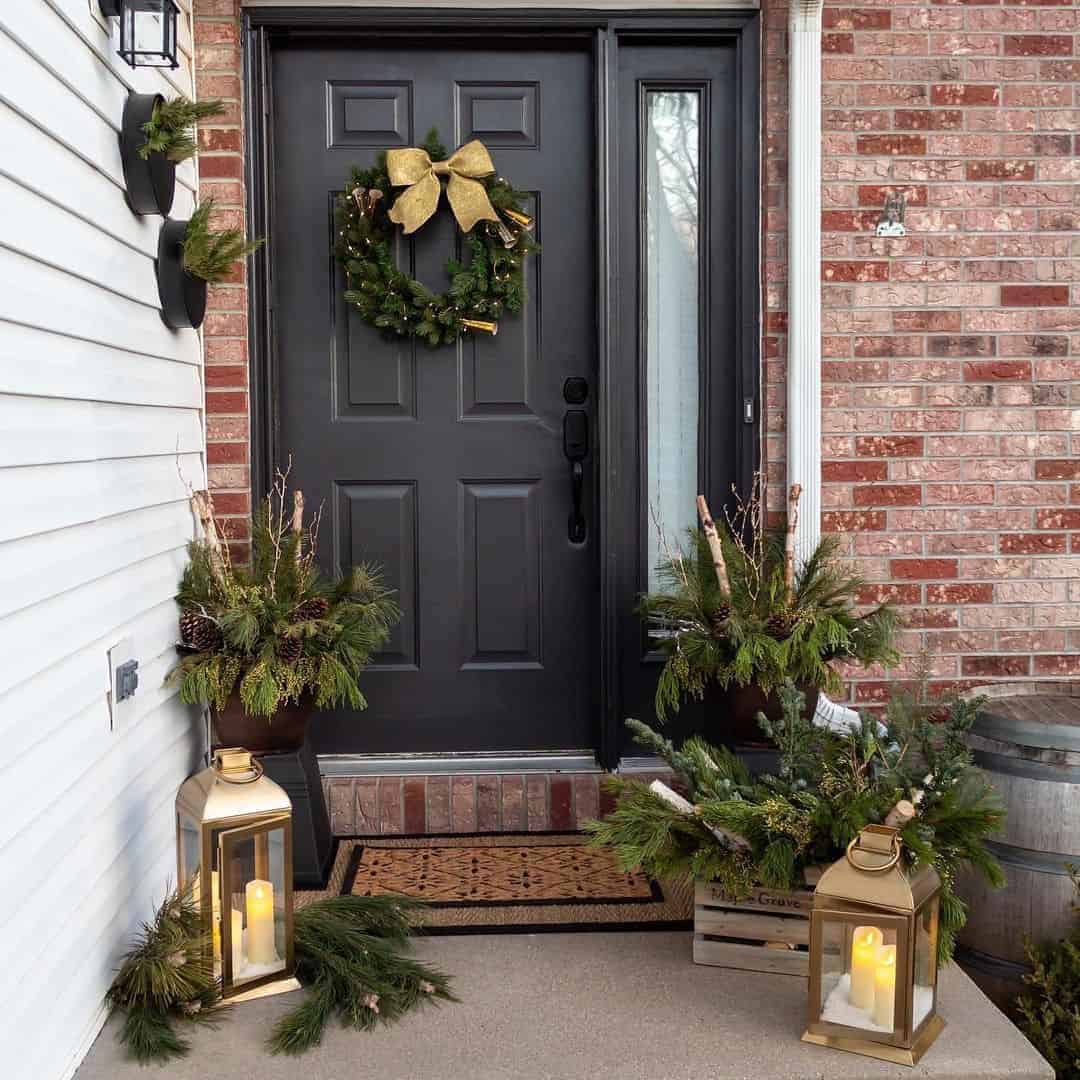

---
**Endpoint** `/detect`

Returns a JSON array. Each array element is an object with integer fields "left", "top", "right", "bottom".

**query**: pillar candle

[
  {"left": 230, "top": 909, "right": 244, "bottom": 977},
  {"left": 245, "top": 879, "right": 276, "bottom": 966},
  {"left": 873, "top": 944, "right": 897, "bottom": 1029},
  {"left": 849, "top": 926, "right": 883, "bottom": 1010}
]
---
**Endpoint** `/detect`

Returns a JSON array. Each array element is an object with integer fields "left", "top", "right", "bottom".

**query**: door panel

[{"left": 271, "top": 42, "right": 596, "bottom": 755}]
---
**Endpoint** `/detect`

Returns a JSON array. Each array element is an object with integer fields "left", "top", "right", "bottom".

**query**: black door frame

[{"left": 242, "top": 7, "right": 760, "bottom": 770}]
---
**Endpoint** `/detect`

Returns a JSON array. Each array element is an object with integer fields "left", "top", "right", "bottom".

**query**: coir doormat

[{"left": 299, "top": 833, "right": 692, "bottom": 934}]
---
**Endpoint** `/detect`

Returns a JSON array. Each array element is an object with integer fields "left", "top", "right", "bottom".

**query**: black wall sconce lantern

[{"left": 99, "top": 0, "right": 180, "bottom": 70}]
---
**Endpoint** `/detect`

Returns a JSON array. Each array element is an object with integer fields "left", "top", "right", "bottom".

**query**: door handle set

[{"left": 563, "top": 377, "right": 589, "bottom": 544}]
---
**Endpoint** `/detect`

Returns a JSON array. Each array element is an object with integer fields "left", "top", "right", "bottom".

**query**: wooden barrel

[{"left": 955, "top": 682, "right": 1080, "bottom": 1008}]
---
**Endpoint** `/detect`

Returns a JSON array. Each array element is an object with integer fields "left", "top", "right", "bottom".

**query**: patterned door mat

[{"left": 297, "top": 833, "right": 693, "bottom": 934}]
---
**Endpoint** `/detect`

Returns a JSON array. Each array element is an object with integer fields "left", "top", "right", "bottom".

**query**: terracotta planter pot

[
  {"left": 719, "top": 681, "right": 821, "bottom": 746},
  {"left": 211, "top": 694, "right": 313, "bottom": 754}
]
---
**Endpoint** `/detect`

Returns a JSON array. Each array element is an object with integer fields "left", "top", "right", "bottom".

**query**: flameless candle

[
  {"left": 230, "top": 909, "right": 244, "bottom": 976},
  {"left": 849, "top": 926, "right": 883, "bottom": 1010},
  {"left": 245, "top": 879, "right": 276, "bottom": 965},
  {"left": 873, "top": 944, "right": 897, "bottom": 1029}
]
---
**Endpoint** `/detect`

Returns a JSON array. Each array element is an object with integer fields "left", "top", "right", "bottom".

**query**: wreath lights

[{"left": 335, "top": 129, "right": 537, "bottom": 346}]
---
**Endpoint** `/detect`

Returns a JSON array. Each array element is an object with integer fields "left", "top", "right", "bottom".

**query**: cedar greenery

[
  {"left": 139, "top": 96, "right": 224, "bottom": 162},
  {"left": 270, "top": 895, "right": 457, "bottom": 1055},
  {"left": 105, "top": 886, "right": 225, "bottom": 1064},
  {"left": 1016, "top": 871, "right": 1080, "bottom": 1079},
  {"left": 182, "top": 199, "right": 264, "bottom": 284},
  {"left": 336, "top": 128, "right": 537, "bottom": 345},
  {"left": 586, "top": 681, "right": 1005, "bottom": 964},
  {"left": 645, "top": 478, "right": 899, "bottom": 721},
  {"left": 170, "top": 469, "right": 399, "bottom": 718}
]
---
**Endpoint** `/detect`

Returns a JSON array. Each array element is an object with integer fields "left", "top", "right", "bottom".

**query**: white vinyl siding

[{"left": 0, "top": 3, "right": 205, "bottom": 1079}]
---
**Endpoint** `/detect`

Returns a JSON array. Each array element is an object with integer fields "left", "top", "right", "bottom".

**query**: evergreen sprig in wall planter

[
  {"left": 120, "top": 92, "right": 175, "bottom": 216},
  {"left": 156, "top": 200, "right": 263, "bottom": 330}
]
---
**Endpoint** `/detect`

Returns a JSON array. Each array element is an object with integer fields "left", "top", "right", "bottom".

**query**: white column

[{"left": 786, "top": 0, "right": 824, "bottom": 562}]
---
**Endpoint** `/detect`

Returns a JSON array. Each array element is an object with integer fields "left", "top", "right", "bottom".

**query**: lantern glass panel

[
  {"left": 120, "top": 0, "right": 179, "bottom": 69},
  {"left": 912, "top": 897, "right": 940, "bottom": 1032},
  {"left": 816, "top": 912, "right": 907, "bottom": 1038},
  {"left": 220, "top": 822, "right": 289, "bottom": 989}
]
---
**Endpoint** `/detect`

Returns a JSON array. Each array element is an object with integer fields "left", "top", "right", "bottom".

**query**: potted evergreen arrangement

[
  {"left": 120, "top": 93, "right": 222, "bottom": 217},
  {"left": 645, "top": 477, "right": 898, "bottom": 741},
  {"left": 170, "top": 468, "right": 398, "bottom": 753},
  {"left": 157, "top": 199, "right": 263, "bottom": 330},
  {"left": 587, "top": 680, "right": 1005, "bottom": 964}
]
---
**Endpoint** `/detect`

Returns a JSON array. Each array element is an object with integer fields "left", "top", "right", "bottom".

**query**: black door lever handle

[{"left": 564, "top": 409, "right": 588, "bottom": 543}]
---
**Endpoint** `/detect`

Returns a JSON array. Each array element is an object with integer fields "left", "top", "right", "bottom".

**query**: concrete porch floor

[{"left": 76, "top": 932, "right": 1051, "bottom": 1080}]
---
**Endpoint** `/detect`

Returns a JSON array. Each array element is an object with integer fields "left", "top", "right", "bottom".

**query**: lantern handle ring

[{"left": 845, "top": 833, "right": 901, "bottom": 873}]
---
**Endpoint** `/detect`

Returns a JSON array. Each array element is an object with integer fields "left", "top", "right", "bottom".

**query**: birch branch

[
  {"left": 884, "top": 799, "right": 916, "bottom": 830},
  {"left": 783, "top": 483, "right": 802, "bottom": 598},
  {"left": 648, "top": 780, "right": 750, "bottom": 852},
  {"left": 696, "top": 495, "right": 731, "bottom": 596},
  {"left": 291, "top": 489, "right": 305, "bottom": 565},
  {"left": 191, "top": 489, "right": 227, "bottom": 589}
]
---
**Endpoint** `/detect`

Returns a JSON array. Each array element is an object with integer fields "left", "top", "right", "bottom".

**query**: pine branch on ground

[
  {"left": 268, "top": 895, "right": 457, "bottom": 1055},
  {"left": 105, "top": 885, "right": 225, "bottom": 1064}
]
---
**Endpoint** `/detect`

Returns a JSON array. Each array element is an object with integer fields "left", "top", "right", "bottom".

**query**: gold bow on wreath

[{"left": 386, "top": 139, "right": 501, "bottom": 235}]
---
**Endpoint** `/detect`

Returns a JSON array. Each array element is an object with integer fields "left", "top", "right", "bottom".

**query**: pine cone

[
  {"left": 710, "top": 604, "right": 732, "bottom": 638},
  {"left": 289, "top": 597, "right": 330, "bottom": 623},
  {"left": 765, "top": 609, "right": 797, "bottom": 641},
  {"left": 277, "top": 636, "right": 302, "bottom": 664},
  {"left": 179, "top": 610, "right": 221, "bottom": 651}
]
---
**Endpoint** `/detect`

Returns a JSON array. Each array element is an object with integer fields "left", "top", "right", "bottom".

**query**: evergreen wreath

[{"left": 335, "top": 129, "right": 538, "bottom": 346}]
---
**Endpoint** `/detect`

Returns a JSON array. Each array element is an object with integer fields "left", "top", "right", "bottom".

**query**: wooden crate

[{"left": 693, "top": 879, "right": 815, "bottom": 976}]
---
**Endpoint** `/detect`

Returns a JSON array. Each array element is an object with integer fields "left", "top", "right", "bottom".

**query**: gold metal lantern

[
  {"left": 176, "top": 748, "right": 300, "bottom": 1002},
  {"left": 802, "top": 824, "right": 944, "bottom": 1067}
]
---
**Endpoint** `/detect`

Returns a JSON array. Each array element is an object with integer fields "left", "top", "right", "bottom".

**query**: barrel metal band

[
  {"left": 972, "top": 747, "right": 1080, "bottom": 783},
  {"left": 984, "top": 838, "right": 1076, "bottom": 877}
]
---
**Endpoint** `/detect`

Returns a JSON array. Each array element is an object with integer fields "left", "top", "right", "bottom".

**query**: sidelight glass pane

[{"left": 645, "top": 90, "right": 700, "bottom": 593}]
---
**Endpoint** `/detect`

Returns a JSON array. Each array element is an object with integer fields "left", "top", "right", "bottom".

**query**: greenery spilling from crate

[{"left": 587, "top": 681, "right": 1005, "bottom": 964}]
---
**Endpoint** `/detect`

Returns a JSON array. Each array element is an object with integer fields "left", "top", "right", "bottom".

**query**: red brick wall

[
  {"left": 764, "top": 0, "right": 1080, "bottom": 702},
  {"left": 193, "top": 0, "right": 250, "bottom": 558},
  {"left": 195, "top": 0, "right": 1079, "bottom": 704}
]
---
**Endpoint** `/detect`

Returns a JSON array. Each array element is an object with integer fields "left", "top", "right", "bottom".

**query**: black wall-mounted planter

[
  {"left": 121, "top": 92, "right": 175, "bottom": 216},
  {"left": 157, "top": 218, "right": 207, "bottom": 329}
]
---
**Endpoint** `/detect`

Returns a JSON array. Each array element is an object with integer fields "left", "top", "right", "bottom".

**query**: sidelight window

[{"left": 644, "top": 89, "right": 701, "bottom": 591}]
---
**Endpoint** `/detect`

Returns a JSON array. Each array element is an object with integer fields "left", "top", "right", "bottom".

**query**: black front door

[{"left": 271, "top": 41, "right": 597, "bottom": 755}]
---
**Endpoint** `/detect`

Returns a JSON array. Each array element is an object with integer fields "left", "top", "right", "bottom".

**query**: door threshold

[{"left": 319, "top": 750, "right": 602, "bottom": 776}]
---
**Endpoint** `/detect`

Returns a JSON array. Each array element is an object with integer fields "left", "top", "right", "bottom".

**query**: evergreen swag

[
  {"left": 138, "top": 96, "right": 224, "bottom": 163},
  {"left": 107, "top": 890, "right": 455, "bottom": 1063},
  {"left": 170, "top": 468, "right": 399, "bottom": 718},
  {"left": 335, "top": 128, "right": 537, "bottom": 345},
  {"left": 645, "top": 478, "right": 899, "bottom": 721},
  {"left": 1016, "top": 870, "right": 1080, "bottom": 1079},
  {"left": 586, "top": 681, "right": 1005, "bottom": 964}
]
